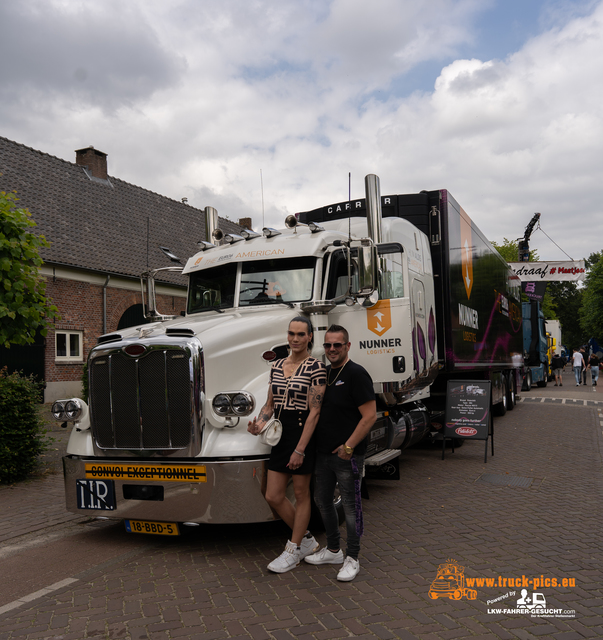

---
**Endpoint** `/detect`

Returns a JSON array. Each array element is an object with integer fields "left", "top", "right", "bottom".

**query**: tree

[
  {"left": 491, "top": 237, "right": 537, "bottom": 263},
  {"left": 580, "top": 253, "right": 603, "bottom": 341},
  {"left": 547, "top": 281, "right": 584, "bottom": 349},
  {"left": 0, "top": 191, "right": 59, "bottom": 348}
]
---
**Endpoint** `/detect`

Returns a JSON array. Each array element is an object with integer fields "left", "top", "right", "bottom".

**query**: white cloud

[{"left": 1, "top": 0, "right": 602, "bottom": 262}]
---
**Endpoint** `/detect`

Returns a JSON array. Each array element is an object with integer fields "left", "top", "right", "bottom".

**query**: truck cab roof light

[
  {"left": 223, "top": 234, "right": 245, "bottom": 244},
  {"left": 262, "top": 227, "right": 281, "bottom": 238},
  {"left": 241, "top": 229, "right": 261, "bottom": 240},
  {"left": 197, "top": 240, "right": 217, "bottom": 251},
  {"left": 308, "top": 222, "right": 324, "bottom": 233}
]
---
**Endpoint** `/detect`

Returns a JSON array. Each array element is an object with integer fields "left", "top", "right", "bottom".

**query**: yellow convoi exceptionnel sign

[{"left": 85, "top": 463, "right": 207, "bottom": 483}]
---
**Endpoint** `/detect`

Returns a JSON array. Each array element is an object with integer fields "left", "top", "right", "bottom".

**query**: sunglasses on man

[{"left": 323, "top": 342, "right": 347, "bottom": 350}]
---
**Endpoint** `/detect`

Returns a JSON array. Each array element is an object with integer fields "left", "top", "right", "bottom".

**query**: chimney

[
  {"left": 238, "top": 217, "right": 253, "bottom": 230},
  {"left": 75, "top": 146, "right": 108, "bottom": 180}
]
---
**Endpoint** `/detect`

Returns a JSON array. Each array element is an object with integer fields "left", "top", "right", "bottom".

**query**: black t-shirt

[
  {"left": 551, "top": 356, "right": 565, "bottom": 370},
  {"left": 315, "top": 360, "right": 375, "bottom": 455}
]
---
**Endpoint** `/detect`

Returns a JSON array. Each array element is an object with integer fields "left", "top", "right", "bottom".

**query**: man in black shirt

[
  {"left": 305, "top": 324, "right": 376, "bottom": 581},
  {"left": 551, "top": 353, "right": 565, "bottom": 386}
]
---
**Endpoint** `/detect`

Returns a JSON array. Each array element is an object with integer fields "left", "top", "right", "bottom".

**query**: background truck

[
  {"left": 522, "top": 301, "right": 551, "bottom": 389},
  {"left": 55, "top": 175, "right": 523, "bottom": 533},
  {"left": 545, "top": 319, "right": 563, "bottom": 361}
]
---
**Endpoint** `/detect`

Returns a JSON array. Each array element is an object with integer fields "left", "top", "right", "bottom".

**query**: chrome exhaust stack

[
  {"left": 204, "top": 206, "right": 223, "bottom": 243},
  {"left": 365, "top": 174, "right": 383, "bottom": 244}
]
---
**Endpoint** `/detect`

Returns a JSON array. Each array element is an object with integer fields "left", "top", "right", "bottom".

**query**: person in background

[
  {"left": 580, "top": 347, "right": 588, "bottom": 385},
  {"left": 551, "top": 353, "right": 565, "bottom": 387},
  {"left": 305, "top": 324, "right": 376, "bottom": 582},
  {"left": 588, "top": 352, "right": 600, "bottom": 387},
  {"left": 572, "top": 348, "right": 585, "bottom": 386},
  {"left": 248, "top": 316, "right": 326, "bottom": 573}
]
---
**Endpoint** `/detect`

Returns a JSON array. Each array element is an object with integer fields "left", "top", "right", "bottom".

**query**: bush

[{"left": 0, "top": 367, "right": 47, "bottom": 483}]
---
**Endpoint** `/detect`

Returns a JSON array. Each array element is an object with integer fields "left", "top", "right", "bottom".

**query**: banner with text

[{"left": 508, "top": 261, "right": 586, "bottom": 282}]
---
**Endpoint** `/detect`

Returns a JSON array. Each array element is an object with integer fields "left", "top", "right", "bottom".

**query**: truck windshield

[
  {"left": 187, "top": 262, "right": 237, "bottom": 313},
  {"left": 239, "top": 256, "right": 315, "bottom": 306}
]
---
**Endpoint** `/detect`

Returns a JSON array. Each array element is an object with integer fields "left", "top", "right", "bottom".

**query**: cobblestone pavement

[{"left": 0, "top": 374, "right": 602, "bottom": 640}]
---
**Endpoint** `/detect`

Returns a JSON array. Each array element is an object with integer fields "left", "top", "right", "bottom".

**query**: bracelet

[{"left": 294, "top": 450, "right": 305, "bottom": 457}]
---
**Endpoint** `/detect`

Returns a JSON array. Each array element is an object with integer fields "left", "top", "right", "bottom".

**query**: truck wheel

[
  {"left": 428, "top": 591, "right": 438, "bottom": 599},
  {"left": 537, "top": 376, "right": 547, "bottom": 388},
  {"left": 452, "top": 589, "right": 463, "bottom": 600},
  {"left": 522, "top": 370, "right": 532, "bottom": 391},
  {"left": 493, "top": 376, "right": 507, "bottom": 416},
  {"left": 506, "top": 375, "right": 516, "bottom": 411}
]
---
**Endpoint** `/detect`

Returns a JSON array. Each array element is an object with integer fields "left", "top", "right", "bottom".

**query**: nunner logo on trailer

[{"left": 460, "top": 207, "right": 473, "bottom": 300}]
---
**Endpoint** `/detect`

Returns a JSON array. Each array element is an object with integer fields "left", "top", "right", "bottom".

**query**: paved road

[{"left": 1, "top": 372, "right": 602, "bottom": 639}]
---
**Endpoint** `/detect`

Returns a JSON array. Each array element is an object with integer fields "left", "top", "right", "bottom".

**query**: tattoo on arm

[
  {"left": 309, "top": 385, "right": 325, "bottom": 409},
  {"left": 259, "top": 406, "right": 272, "bottom": 423}
]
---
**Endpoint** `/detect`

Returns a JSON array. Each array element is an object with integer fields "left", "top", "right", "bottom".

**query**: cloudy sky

[{"left": 1, "top": 0, "right": 602, "bottom": 262}]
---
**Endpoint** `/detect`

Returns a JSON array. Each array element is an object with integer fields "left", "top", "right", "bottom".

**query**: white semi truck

[{"left": 56, "top": 175, "right": 522, "bottom": 534}]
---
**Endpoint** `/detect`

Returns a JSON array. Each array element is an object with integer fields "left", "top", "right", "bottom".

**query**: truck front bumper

[{"left": 63, "top": 456, "right": 275, "bottom": 524}]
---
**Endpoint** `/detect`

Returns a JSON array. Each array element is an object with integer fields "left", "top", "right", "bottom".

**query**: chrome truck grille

[{"left": 88, "top": 337, "right": 203, "bottom": 457}]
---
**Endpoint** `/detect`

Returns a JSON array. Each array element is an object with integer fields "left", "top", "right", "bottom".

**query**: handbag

[{"left": 259, "top": 417, "right": 282, "bottom": 446}]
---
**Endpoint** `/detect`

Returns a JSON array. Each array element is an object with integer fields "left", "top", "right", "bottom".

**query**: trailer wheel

[{"left": 494, "top": 376, "right": 507, "bottom": 416}]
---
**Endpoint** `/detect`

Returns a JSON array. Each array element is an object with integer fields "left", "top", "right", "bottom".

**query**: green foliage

[
  {"left": 0, "top": 368, "right": 47, "bottom": 483},
  {"left": 491, "top": 238, "right": 539, "bottom": 263},
  {"left": 580, "top": 254, "right": 603, "bottom": 340},
  {"left": 547, "top": 281, "right": 585, "bottom": 349},
  {"left": 0, "top": 191, "right": 60, "bottom": 348}
]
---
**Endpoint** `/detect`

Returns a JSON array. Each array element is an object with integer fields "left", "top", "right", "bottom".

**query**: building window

[{"left": 55, "top": 331, "right": 83, "bottom": 362}]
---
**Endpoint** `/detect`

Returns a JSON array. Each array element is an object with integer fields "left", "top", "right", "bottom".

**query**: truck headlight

[
  {"left": 64, "top": 399, "right": 82, "bottom": 421},
  {"left": 212, "top": 394, "right": 231, "bottom": 416},
  {"left": 212, "top": 392, "right": 255, "bottom": 417},
  {"left": 52, "top": 401, "right": 65, "bottom": 420},
  {"left": 231, "top": 393, "right": 253, "bottom": 415}
]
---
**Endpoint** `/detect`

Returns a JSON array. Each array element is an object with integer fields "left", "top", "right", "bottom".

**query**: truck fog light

[
  {"left": 52, "top": 401, "right": 66, "bottom": 420},
  {"left": 213, "top": 394, "right": 231, "bottom": 416},
  {"left": 64, "top": 399, "right": 82, "bottom": 421},
  {"left": 231, "top": 393, "right": 253, "bottom": 415}
]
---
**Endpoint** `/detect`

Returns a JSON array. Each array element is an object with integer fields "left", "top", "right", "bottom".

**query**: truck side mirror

[{"left": 351, "top": 240, "right": 378, "bottom": 297}]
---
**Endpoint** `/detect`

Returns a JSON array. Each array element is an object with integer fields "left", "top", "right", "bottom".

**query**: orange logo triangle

[
  {"left": 460, "top": 207, "right": 473, "bottom": 300},
  {"left": 367, "top": 299, "right": 392, "bottom": 336}
]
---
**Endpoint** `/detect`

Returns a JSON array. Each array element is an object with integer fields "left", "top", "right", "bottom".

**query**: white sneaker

[
  {"left": 304, "top": 546, "right": 344, "bottom": 565},
  {"left": 267, "top": 540, "right": 300, "bottom": 573},
  {"left": 299, "top": 534, "right": 319, "bottom": 559},
  {"left": 337, "top": 556, "right": 360, "bottom": 581}
]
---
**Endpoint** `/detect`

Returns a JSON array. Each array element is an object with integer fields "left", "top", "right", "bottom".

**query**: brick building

[{"left": 0, "top": 137, "right": 242, "bottom": 402}]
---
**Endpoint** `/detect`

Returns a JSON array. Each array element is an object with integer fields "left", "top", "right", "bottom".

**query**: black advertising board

[
  {"left": 445, "top": 380, "right": 491, "bottom": 439},
  {"left": 444, "top": 380, "right": 493, "bottom": 462}
]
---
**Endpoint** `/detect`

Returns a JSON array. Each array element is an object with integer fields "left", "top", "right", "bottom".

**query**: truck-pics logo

[
  {"left": 460, "top": 207, "right": 473, "bottom": 300},
  {"left": 367, "top": 299, "right": 392, "bottom": 336},
  {"left": 429, "top": 559, "right": 477, "bottom": 601}
]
